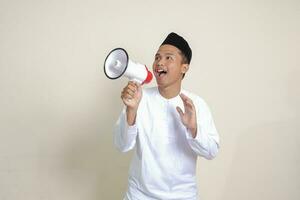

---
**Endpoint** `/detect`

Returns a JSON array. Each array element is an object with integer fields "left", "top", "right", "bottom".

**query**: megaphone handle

[{"left": 129, "top": 78, "right": 142, "bottom": 85}]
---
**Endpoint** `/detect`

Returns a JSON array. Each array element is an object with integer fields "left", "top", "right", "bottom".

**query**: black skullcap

[{"left": 161, "top": 32, "right": 192, "bottom": 64}]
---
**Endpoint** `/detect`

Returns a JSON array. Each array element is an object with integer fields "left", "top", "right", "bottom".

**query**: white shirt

[{"left": 114, "top": 87, "right": 220, "bottom": 200}]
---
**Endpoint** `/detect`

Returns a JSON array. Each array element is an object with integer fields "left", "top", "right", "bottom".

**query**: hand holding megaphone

[
  {"left": 104, "top": 48, "right": 153, "bottom": 84},
  {"left": 121, "top": 81, "right": 142, "bottom": 109}
]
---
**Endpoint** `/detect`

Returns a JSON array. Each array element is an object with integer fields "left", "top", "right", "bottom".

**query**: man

[{"left": 114, "top": 32, "right": 220, "bottom": 200}]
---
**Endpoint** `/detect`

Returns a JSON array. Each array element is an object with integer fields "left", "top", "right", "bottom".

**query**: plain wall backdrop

[{"left": 0, "top": 0, "right": 299, "bottom": 199}]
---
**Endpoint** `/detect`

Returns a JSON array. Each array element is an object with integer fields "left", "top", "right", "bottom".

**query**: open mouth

[{"left": 156, "top": 69, "right": 167, "bottom": 77}]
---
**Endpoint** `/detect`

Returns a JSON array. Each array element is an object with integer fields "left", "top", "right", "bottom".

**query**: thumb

[{"left": 176, "top": 106, "right": 184, "bottom": 118}]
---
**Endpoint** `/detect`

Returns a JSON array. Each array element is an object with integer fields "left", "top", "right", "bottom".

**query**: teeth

[
  {"left": 157, "top": 69, "right": 166, "bottom": 73},
  {"left": 156, "top": 69, "right": 167, "bottom": 77}
]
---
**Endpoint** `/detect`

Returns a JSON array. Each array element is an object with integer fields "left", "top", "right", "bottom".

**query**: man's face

[{"left": 152, "top": 44, "right": 188, "bottom": 89}]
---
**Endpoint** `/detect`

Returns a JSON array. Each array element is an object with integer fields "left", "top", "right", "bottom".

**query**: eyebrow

[{"left": 155, "top": 52, "right": 176, "bottom": 57}]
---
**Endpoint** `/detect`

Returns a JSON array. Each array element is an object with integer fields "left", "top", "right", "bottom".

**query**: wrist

[
  {"left": 126, "top": 106, "right": 138, "bottom": 114},
  {"left": 126, "top": 107, "right": 138, "bottom": 126},
  {"left": 189, "top": 126, "right": 197, "bottom": 138}
]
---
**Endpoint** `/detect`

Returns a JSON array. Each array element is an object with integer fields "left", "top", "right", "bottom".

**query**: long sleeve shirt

[{"left": 114, "top": 87, "right": 220, "bottom": 200}]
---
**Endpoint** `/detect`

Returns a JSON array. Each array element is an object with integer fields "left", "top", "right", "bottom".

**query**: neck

[{"left": 158, "top": 83, "right": 181, "bottom": 99}]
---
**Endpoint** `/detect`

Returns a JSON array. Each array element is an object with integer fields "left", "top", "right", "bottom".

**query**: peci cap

[{"left": 161, "top": 32, "right": 192, "bottom": 64}]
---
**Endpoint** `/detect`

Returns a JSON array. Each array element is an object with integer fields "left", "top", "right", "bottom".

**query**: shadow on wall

[{"left": 61, "top": 80, "right": 132, "bottom": 199}]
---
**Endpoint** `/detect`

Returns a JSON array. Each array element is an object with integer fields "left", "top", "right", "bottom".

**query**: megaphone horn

[{"left": 104, "top": 48, "right": 153, "bottom": 84}]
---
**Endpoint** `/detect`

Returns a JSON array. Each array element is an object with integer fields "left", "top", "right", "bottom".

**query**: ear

[{"left": 181, "top": 64, "right": 189, "bottom": 74}]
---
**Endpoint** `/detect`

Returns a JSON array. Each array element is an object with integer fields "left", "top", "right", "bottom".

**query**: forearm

[
  {"left": 186, "top": 98, "right": 220, "bottom": 159},
  {"left": 126, "top": 107, "right": 138, "bottom": 126},
  {"left": 186, "top": 127, "right": 219, "bottom": 159},
  {"left": 114, "top": 108, "right": 138, "bottom": 152}
]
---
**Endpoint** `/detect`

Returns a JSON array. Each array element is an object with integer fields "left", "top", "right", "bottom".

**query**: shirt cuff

[
  {"left": 186, "top": 125, "right": 202, "bottom": 142},
  {"left": 186, "top": 128, "right": 196, "bottom": 140},
  {"left": 126, "top": 123, "right": 138, "bottom": 135}
]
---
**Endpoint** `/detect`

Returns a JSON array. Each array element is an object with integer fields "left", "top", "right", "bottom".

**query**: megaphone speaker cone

[{"left": 104, "top": 48, "right": 129, "bottom": 79}]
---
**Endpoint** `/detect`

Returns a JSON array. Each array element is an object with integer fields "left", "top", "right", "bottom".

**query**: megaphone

[{"left": 104, "top": 48, "right": 153, "bottom": 84}]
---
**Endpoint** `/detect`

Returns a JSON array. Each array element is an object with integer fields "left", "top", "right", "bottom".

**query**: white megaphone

[{"left": 104, "top": 48, "right": 153, "bottom": 84}]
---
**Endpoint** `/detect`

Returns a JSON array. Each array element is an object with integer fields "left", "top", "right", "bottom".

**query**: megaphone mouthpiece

[{"left": 143, "top": 67, "right": 153, "bottom": 84}]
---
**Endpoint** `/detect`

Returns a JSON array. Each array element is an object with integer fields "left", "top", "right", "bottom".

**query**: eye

[{"left": 166, "top": 56, "right": 173, "bottom": 60}]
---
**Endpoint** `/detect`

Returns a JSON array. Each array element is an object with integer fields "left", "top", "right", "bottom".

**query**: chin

[
  {"left": 157, "top": 82, "right": 170, "bottom": 89},
  {"left": 155, "top": 78, "right": 164, "bottom": 85}
]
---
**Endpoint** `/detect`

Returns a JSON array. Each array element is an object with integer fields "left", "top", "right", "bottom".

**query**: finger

[
  {"left": 128, "top": 81, "right": 136, "bottom": 86},
  {"left": 134, "top": 82, "right": 142, "bottom": 93},
  {"left": 126, "top": 84, "right": 137, "bottom": 93},
  {"left": 179, "top": 94, "right": 189, "bottom": 110},
  {"left": 122, "top": 82, "right": 137, "bottom": 101},
  {"left": 176, "top": 106, "right": 184, "bottom": 118},
  {"left": 121, "top": 89, "right": 129, "bottom": 97},
  {"left": 180, "top": 93, "right": 192, "bottom": 103},
  {"left": 129, "top": 81, "right": 139, "bottom": 87},
  {"left": 122, "top": 98, "right": 132, "bottom": 106},
  {"left": 181, "top": 101, "right": 195, "bottom": 116},
  {"left": 123, "top": 92, "right": 135, "bottom": 100},
  {"left": 180, "top": 96, "right": 190, "bottom": 107},
  {"left": 130, "top": 82, "right": 141, "bottom": 96},
  {"left": 179, "top": 93, "right": 188, "bottom": 101},
  {"left": 180, "top": 93, "right": 195, "bottom": 108},
  {"left": 122, "top": 86, "right": 137, "bottom": 98},
  {"left": 121, "top": 90, "right": 134, "bottom": 99},
  {"left": 179, "top": 95, "right": 190, "bottom": 108},
  {"left": 182, "top": 102, "right": 192, "bottom": 115},
  {"left": 123, "top": 88, "right": 135, "bottom": 96},
  {"left": 185, "top": 100, "right": 194, "bottom": 109}
]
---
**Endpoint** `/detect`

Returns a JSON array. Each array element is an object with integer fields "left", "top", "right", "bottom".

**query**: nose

[{"left": 157, "top": 59, "right": 163, "bottom": 67}]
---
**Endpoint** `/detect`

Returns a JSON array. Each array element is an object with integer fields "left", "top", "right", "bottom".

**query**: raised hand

[{"left": 176, "top": 93, "right": 197, "bottom": 138}]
